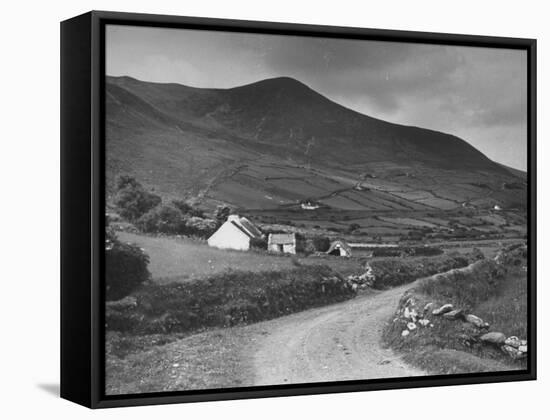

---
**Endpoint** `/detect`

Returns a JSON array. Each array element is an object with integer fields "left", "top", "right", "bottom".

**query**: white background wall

[{"left": 1, "top": 0, "right": 547, "bottom": 417}]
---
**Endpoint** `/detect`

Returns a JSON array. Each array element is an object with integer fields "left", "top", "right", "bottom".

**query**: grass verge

[
  {"left": 382, "top": 245, "right": 527, "bottom": 374},
  {"left": 106, "top": 265, "right": 355, "bottom": 335}
]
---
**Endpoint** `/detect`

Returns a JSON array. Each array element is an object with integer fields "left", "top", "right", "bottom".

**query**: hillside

[{"left": 105, "top": 75, "right": 526, "bottom": 213}]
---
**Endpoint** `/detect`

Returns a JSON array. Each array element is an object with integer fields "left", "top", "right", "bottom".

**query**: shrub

[
  {"left": 250, "top": 237, "right": 267, "bottom": 250},
  {"left": 367, "top": 253, "right": 478, "bottom": 289},
  {"left": 105, "top": 228, "right": 150, "bottom": 301},
  {"left": 172, "top": 199, "right": 204, "bottom": 218},
  {"left": 136, "top": 205, "right": 187, "bottom": 234},
  {"left": 185, "top": 216, "right": 217, "bottom": 238},
  {"left": 214, "top": 205, "right": 232, "bottom": 226},
  {"left": 106, "top": 266, "right": 356, "bottom": 334},
  {"left": 114, "top": 175, "right": 161, "bottom": 221},
  {"left": 312, "top": 235, "right": 331, "bottom": 252}
]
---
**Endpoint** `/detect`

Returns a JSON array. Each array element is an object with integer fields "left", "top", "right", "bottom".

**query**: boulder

[
  {"left": 480, "top": 332, "right": 506, "bottom": 345},
  {"left": 502, "top": 344, "right": 527, "bottom": 360},
  {"left": 518, "top": 345, "right": 528, "bottom": 353},
  {"left": 443, "top": 309, "right": 464, "bottom": 320},
  {"left": 419, "top": 319, "right": 430, "bottom": 327},
  {"left": 465, "top": 314, "right": 489, "bottom": 329},
  {"left": 404, "top": 307, "right": 418, "bottom": 321},
  {"left": 423, "top": 302, "right": 435, "bottom": 314},
  {"left": 401, "top": 330, "right": 410, "bottom": 337},
  {"left": 432, "top": 303, "right": 454, "bottom": 316},
  {"left": 504, "top": 336, "right": 522, "bottom": 348}
]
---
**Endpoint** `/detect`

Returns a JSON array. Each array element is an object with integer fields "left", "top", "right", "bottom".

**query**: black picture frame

[{"left": 60, "top": 10, "right": 537, "bottom": 409}]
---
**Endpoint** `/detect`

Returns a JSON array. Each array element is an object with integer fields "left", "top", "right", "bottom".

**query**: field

[{"left": 117, "top": 232, "right": 363, "bottom": 282}]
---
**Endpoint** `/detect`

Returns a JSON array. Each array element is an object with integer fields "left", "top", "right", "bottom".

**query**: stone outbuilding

[
  {"left": 326, "top": 240, "right": 352, "bottom": 257},
  {"left": 267, "top": 233, "right": 297, "bottom": 254}
]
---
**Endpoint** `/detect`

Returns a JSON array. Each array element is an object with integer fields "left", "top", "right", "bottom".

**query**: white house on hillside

[{"left": 207, "top": 215, "right": 263, "bottom": 251}]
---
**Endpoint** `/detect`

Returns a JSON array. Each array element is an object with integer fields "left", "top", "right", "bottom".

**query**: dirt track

[{"left": 253, "top": 284, "right": 424, "bottom": 385}]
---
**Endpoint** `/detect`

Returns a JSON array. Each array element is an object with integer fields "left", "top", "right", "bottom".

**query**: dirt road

[{"left": 253, "top": 284, "right": 424, "bottom": 385}]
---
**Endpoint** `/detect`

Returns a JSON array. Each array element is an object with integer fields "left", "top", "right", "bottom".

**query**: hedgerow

[{"left": 106, "top": 265, "right": 355, "bottom": 334}]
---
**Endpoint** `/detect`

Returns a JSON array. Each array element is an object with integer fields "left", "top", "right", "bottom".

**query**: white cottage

[{"left": 207, "top": 215, "right": 263, "bottom": 251}]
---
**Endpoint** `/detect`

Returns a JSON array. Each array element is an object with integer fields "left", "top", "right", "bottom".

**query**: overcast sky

[{"left": 106, "top": 25, "right": 527, "bottom": 170}]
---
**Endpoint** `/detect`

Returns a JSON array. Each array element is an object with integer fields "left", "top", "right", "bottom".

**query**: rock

[
  {"left": 504, "top": 336, "right": 522, "bottom": 348},
  {"left": 502, "top": 344, "right": 527, "bottom": 360},
  {"left": 404, "top": 307, "right": 418, "bottom": 321},
  {"left": 423, "top": 302, "right": 435, "bottom": 314},
  {"left": 465, "top": 314, "right": 488, "bottom": 329},
  {"left": 432, "top": 303, "right": 454, "bottom": 316},
  {"left": 401, "top": 330, "right": 410, "bottom": 337},
  {"left": 407, "top": 322, "right": 417, "bottom": 331},
  {"left": 443, "top": 309, "right": 464, "bottom": 320},
  {"left": 480, "top": 332, "right": 506, "bottom": 345},
  {"left": 518, "top": 345, "right": 528, "bottom": 353},
  {"left": 419, "top": 319, "right": 430, "bottom": 327}
]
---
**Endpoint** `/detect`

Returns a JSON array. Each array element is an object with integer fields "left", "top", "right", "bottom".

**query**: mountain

[{"left": 105, "top": 75, "right": 526, "bottom": 211}]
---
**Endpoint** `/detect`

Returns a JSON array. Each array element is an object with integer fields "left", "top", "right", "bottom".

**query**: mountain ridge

[{"left": 105, "top": 75, "right": 525, "bottom": 211}]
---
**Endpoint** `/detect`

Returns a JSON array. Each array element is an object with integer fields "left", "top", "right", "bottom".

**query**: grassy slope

[
  {"left": 106, "top": 327, "right": 258, "bottom": 394},
  {"left": 116, "top": 231, "right": 363, "bottom": 282},
  {"left": 383, "top": 251, "right": 527, "bottom": 374}
]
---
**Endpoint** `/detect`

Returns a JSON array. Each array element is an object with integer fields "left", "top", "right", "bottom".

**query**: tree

[
  {"left": 215, "top": 205, "right": 232, "bottom": 226},
  {"left": 136, "top": 205, "right": 187, "bottom": 234},
  {"left": 105, "top": 226, "right": 150, "bottom": 300},
  {"left": 114, "top": 175, "right": 161, "bottom": 221}
]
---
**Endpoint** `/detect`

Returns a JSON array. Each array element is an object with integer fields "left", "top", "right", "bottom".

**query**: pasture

[{"left": 116, "top": 232, "right": 363, "bottom": 283}]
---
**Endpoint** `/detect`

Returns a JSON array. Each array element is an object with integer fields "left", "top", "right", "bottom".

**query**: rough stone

[
  {"left": 401, "top": 330, "right": 410, "bottom": 337},
  {"left": 432, "top": 303, "right": 454, "bottom": 316},
  {"left": 480, "top": 332, "right": 506, "bottom": 345},
  {"left": 504, "top": 336, "right": 522, "bottom": 348},
  {"left": 418, "top": 319, "right": 430, "bottom": 327},
  {"left": 465, "top": 314, "right": 488, "bottom": 329},
  {"left": 423, "top": 302, "right": 435, "bottom": 314},
  {"left": 443, "top": 309, "right": 464, "bottom": 320},
  {"left": 502, "top": 344, "right": 527, "bottom": 360},
  {"left": 407, "top": 322, "right": 417, "bottom": 331},
  {"left": 518, "top": 345, "right": 528, "bottom": 353}
]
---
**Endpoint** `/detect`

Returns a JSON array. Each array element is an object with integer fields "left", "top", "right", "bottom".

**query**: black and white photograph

[{"left": 103, "top": 23, "right": 530, "bottom": 395}]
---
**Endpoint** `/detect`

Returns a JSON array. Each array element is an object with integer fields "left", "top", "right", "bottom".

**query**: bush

[
  {"left": 250, "top": 237, "right": 268, "bottom": 250},
  {"left": 105, "top": 229, "right": 150, "bottom": 301},
  {"left": 185, "top": 216, "right": 217, "bottom": 238},
  {"left": 106, "top": 266, "right": 355, "bottom": 334},
  {"left": 114, "top": 175, "right": 161, "bottom": 221},
  {"left": 312, "top": 235, "right": 331, "bottom": 252},
  {"left": 172, "top": 199, "right": 205, "bottom": 218},
  {"left": 367, "top": 253, "right": 479, "bottom": 289},
  {"left": 136, "top": 205, "right": 187, "bottom": 234}
]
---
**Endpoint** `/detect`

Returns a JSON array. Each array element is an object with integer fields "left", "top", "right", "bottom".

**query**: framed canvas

[{"left": 60, "top": 11, "right": 536, "bottom": 408}]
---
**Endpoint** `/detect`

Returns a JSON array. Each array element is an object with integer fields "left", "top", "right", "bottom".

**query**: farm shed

[
  {"left": 207, "top": 215, "right": 263, "bottom": 251},
  {"left": 326, "top": 240, "right": 352, "bottom": 257},
  {"left": 268, "top": 233, "right": 297, "bottom": 254}
]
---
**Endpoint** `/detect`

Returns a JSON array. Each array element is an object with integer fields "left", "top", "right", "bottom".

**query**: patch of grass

[
  {"left": 106, "top": 327, "right": 258, "bottom": 394},
  {"left": 368, "top": 252, "right": 480, "bottom": 290},
  {"left": 106, "top": 265, "right": 355, "bottom": 335}
]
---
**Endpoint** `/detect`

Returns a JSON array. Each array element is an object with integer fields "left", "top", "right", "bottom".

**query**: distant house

[
  {"left": 300, "top": 200, "right": 320, "bottom": 210},
  {"left": 268, "top": 233, "right": 297, "bottom": 254},
  {"left": 326, "top": 240, "right": 352, "bottom": 257},
  {"left": 207, "top": 215, "right": 263, "bottom": 251}
]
